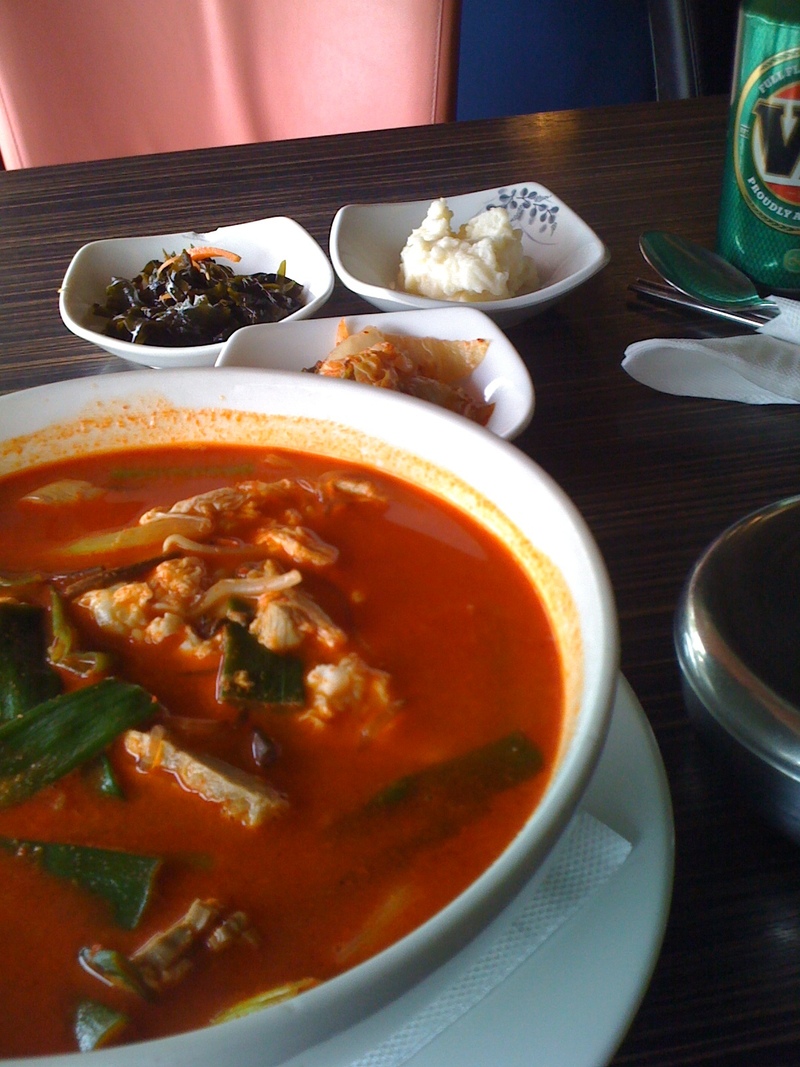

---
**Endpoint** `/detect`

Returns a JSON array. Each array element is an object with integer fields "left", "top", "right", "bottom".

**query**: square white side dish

[
  {"left": 59, "top": 216, "right": 335, "bottom": 368},
  {"left": 329, "top": 182, "right": 609, "bottom": 327},
  {"left": 215, "top": 307, "right": 533, "bottom": 439}
]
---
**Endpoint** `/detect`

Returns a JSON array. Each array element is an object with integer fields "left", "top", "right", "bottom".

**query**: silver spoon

[{"left": 639, "top": 231, "right": 780, "bottom": 317}]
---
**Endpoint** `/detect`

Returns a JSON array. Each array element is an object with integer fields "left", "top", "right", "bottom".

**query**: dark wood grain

[{"left": 4, "top": 94, "right": 800, "bottom": 1066}]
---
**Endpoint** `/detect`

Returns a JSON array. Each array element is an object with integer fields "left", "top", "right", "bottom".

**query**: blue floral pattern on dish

[{"left": 484, "top": 187, "right": 560, "bottom": 241}]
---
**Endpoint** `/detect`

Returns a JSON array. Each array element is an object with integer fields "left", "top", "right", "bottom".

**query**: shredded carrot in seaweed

[
  {"left": 156, "top": 246, "right": 241, "bottom": 276},
  {"left": 187, "top": 246, "right": 242, "bottom": 264}
]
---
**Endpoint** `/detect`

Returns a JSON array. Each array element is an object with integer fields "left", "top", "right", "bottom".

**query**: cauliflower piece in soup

[{"left": 397, "top": 197, "right": 538, "bottom": 302}]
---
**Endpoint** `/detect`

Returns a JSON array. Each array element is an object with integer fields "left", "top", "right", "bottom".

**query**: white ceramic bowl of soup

[
  {"left": 59, "top": 217, "right": 335, "bottom": 368},
  {"left": 329, "top": 182, "right": 610, "bottom": 328},
  {"left": 0, "top": 368, "right": 618, "bottom": 1067}
]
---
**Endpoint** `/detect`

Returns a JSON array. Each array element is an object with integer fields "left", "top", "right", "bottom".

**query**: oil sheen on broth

[{"left": 0, "top": 444, "right": 563, "bottom": 1056}]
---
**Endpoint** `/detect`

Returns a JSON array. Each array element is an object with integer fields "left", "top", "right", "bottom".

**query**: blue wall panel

[{"left": 456, "top": 0, "right": 656, "bottom": 120}]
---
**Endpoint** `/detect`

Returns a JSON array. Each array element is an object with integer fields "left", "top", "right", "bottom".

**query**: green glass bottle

[{"left": 717, "top": 0, "right": 800, "bottom": 294}]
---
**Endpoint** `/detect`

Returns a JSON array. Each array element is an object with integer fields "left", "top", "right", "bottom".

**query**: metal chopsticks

[{"left": 629, "top": 278, "right": 776, "bottom": 329}]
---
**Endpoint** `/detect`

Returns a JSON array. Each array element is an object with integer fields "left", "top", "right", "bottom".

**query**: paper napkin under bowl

[{"left": 347, "top": 810, "right": 632, "bottom": 1067}]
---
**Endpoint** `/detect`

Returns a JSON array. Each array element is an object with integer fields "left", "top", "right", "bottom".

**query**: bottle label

[{"left": 734, "top": 46, "right": 800, "bottom": 234}]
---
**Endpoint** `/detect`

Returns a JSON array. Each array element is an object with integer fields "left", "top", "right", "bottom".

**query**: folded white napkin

[
  {"left": 623, "top": 295, "right": 800, "bottom": 403},
  {"left": 347, "top": 811, "right": 631, "bottom": 1067}
]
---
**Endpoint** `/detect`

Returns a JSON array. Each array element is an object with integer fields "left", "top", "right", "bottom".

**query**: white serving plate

[
  {"left": 215, "top": 307, "right": 533, "bottom": 439},
  {"left": 59, "top": 216, "right": 335, "bottom": 368},
  {"left": 278, "top": 675, "right": 673, "bottom": 1067},
  {"left": 329, "top": 182, "right": 609, "bottom": 328}
]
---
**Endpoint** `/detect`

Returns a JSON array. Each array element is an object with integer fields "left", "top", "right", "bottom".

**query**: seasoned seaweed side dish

[{"left": 91, "top": 246, "right": 305, "bottom": 347}]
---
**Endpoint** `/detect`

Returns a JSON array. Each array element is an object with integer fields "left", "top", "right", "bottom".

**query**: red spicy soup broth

[{"left": 0, "top": 444, "right": 563, "bottom": 1056}]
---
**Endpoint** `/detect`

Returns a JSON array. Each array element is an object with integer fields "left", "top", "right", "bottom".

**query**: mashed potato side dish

[{"left": 397, "top": 198, "right": 539, "bottom": 302}]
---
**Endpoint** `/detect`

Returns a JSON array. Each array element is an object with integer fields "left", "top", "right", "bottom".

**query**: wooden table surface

[{"left": 4, "top": 93, "right": 800, "bottom": 1066}]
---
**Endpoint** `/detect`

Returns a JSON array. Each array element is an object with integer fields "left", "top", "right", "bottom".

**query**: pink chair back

[{"left": 0, "top": 0, "right": 459, "bottom": 168}]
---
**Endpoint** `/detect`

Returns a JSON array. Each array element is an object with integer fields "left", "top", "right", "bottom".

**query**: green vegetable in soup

[
  {"left": 21, "top": 479, "right": 103, "bottom": 505},
  {"left": 85, "top": 752, "right": 125, "bottom": 799},
  {"left": 343, "top": 730, "right": 544, "bottom": 849},
  {"left": 368, "top": 731, "right": 542, "bottom": 812},
  {"left": 78, "top": 946, "right": 153, "bottom": 997},
  {"left": 0, "top": 679, "right": 157, "bottom": 808},
  {"left": 210, "top": 978, "right": 319, "bottom": 1024},
  {"left": 107, "top": 461, "right": 256, "bottom": 485},
  {"left": 48, "top": 589, "right": 114, "bottom": 678},
  {"left": 73, "top": 1000, "right": 129, "bottom": 1052},
  {"left": 1, "top": 838, "right": 161, "bottom": 929},
  {"left": 0, "top": 570, "right": 46, "bottom": 589},
  {"left": 62, "top": 513, "right": 210, "bottom": 559},
  {"left": 217, "top": 620, "right": 305, "bottom": 706},
  {"left": 0, "top": 601, "right": 62, "bottom": 721}
]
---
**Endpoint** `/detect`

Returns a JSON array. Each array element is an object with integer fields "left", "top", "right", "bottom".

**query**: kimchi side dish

[{"left": 0, "top": 444, "right": 564, "bottom": 1056}]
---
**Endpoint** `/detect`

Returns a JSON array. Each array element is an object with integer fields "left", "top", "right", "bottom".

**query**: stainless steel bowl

[{"left": 675, "top": 495, "right": 800, "bottom": 840}]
